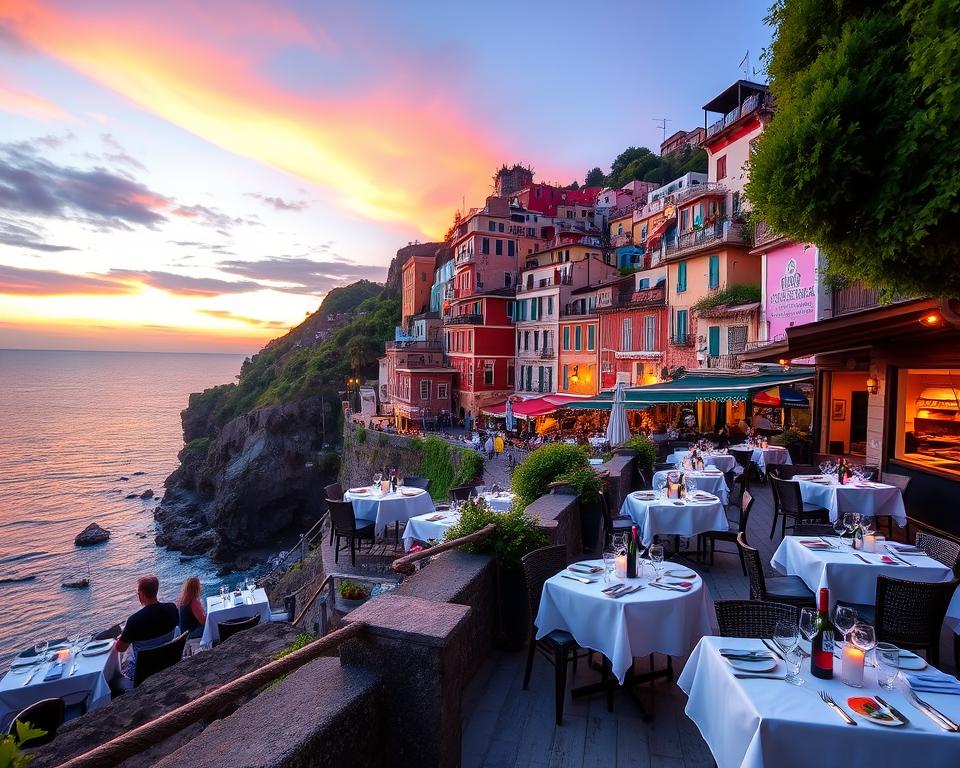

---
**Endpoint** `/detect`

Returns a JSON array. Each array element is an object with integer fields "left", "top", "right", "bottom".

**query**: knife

[
  {"left": 560, "top": 573, "right": 594, "bottom": 584},
  {"left": 907, "top": 690, "right": 960, "bottom": 732},
  {"left": 874, "top": 695, "right": 909, "bottom": 725},
  {"left": 68, "top": 662, "right": 78, "bottom": 677},
  {"left": 734, "top": 673, "right": 786, "bottom": 680},
  {"left": 761, "top": 638, "right": 785, "bottom": 661},
  {"left": 887, "top": 552, "right": 915, "bottom": 568},
  {"left": 853, "top": 552, "right": 871, "bottom": 564},
  {"left": 22, "top": 665, "right": 40, "bottom": 686}
]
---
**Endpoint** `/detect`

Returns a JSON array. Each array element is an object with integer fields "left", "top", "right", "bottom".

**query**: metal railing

[
  {"left": 445, "top": 313, "right": 483, "bottom": 325},
  {"left": 706, "top": 92, "right": 772, "bottom": 138},
  {"left": 257, "top": 515, "right": 327, "bottom": 589},
  {"left": 664, "top": 218, "right": 744, "bottom": 258},
  {"left": 703, "top": 354, "right": 741, "bottom": 369},
  {"left": 539, "top": 347, "right": 555, "bottom": 359},
  {"left": 669, "top": 335, "right": 693, "bottom": 347}
]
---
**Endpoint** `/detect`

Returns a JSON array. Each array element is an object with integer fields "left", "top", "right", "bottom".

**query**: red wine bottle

[
  {"left": 627, "top": 526, "right": 638, "bottom": 578},
  {"left": 811, "top": 587, "right": 835, "bottom": 679}
]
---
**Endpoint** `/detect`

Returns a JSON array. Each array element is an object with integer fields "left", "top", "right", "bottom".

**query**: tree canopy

[
  {"left": 587, "top": 145, "right": 707, "bottom": 190},
  {"left": 746, "top": 0, "right": 960, "bottom": 298}
]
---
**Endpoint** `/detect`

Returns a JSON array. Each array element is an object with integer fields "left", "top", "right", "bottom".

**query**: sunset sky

[{"left": 0, "top": 0, "right": 771, "bottom": 353}]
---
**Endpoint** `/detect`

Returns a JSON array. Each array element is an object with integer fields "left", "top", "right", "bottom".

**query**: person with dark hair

[{"left": 115, "top": 575, "right": 179, "bottom": 682}]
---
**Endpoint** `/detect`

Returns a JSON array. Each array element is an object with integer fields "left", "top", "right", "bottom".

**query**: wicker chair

[
  {"left": 725, "top": 470, "right": 745, "bottom": 508},
  {"left": 134, "top": 631, "right": 189, "bottom": 687},
  {"left": 738, "top": 532, "right": 816, "bottom": 609},
  {"left": 217, "top": 615, "right": 261, "bottom": 644},
  {"left": 654, "top": 462, "right": 676, "bottom": 474},
  {"left": 768, "top": 464, "right": 818, "bottom": 480},
  {"left": 8, "top": 697, "right": 65, "bottom": 748},
  {"left": 699, "top": 491, "right": 754, "bottom": 573},
  {"left": 715, "top": 600, "right": 800, "bottom": 639},
  {"left": 328, "top": 499, "right": 376, "bottom": 567},
  {"left": 768, "top": 475, "right": 829, "bottom": 540},
  {"left": 403, "top": 476, "right": 431, "bottom": 491},
  {"left": 449, "top": 485, "right": 476, "bottom": 502},
  {"left": 521, "top": 545, "right": 588, "bottom": 724},
  {"left": 869, "top": 576, "right": 959, "bottom": 667},
  {"left": 792, "top": 524, "right": 838, "bottom": 537},
  {"left": 916, "top": 532, "right": 960, "bottom": 572},
  {"left": 729, "top": 448, "right": 756, "bottom": 489}
]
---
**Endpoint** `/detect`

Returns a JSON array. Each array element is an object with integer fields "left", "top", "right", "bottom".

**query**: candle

[
  {"left": 380, "top": 479, "right": 390, "bottom": 494},
  {"left": 668, "top": 482, "right": 679, "bottom": 499},
  {"left": 841, "top": 644, "right": 865, "bottom": 687},
  {"left": 615, "top": 554, "right": 627, "bottom": 578},
  {"left": 864, "top": 534, "right": 876, "bottom": 553}
]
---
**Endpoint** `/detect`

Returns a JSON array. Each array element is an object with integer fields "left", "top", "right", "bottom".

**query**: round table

[
  {"left": 620, "top": 490, "right": 728, "bottom": 548},
  {"left": 729, "top": 444, "right": 792, "bottom": 474},
  {"left": 481, "top": 492, "right": 514, "bottom": 512},
  {"left": 652, "top": 469, "right": 730, "bottom": 505},
  {"left": 344, "top": 486, "right": 435, "bottom": 535},
  {"left": 535, "top": 560, "right": 712, "bottom": 683},
  {"left": 794, "top": 476, "right": 906, "bottom": 525},
  {"left": 667, "top": 450, "right": 737, "bottom": 473},
  {"left": 402, "top": 510, "right": 458, "bottom": 550}
]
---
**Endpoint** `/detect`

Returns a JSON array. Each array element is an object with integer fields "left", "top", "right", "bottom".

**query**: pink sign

[{"left": 765, "top": 242, "right": 817, "bottom": 341}]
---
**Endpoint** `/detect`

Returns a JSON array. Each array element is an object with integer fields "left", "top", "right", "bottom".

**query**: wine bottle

[
  {"left": 390, "top": 468, "right": 397, "bottom": 493},
  {"left": 627, "top": 525, "right": 638, "bottom": 578},
  {"left": 811, "top": 587, "right": 835, "bottom": 680},
  {"left": 679, "top": 472, "right": 686, "bottom": 499}
]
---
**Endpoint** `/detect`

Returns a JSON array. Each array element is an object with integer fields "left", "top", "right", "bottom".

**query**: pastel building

[
  {"left": 385, "top": 314, "right": 455, "bottom": 430},
  {"left": 429, "top": 258, "right": 455, "bottom": 314},
  {"left": 598, "top": 269, "right": 668, "bottom": 389},
  {"left": 401, "top": 253, "right": 436, "bottom": 326},
  {"left": 558, "top": 285, "right": 600, "bottom": 396}
]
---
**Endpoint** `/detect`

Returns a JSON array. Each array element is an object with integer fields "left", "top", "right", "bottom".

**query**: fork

[
  {"left": 818, "top": 690, "right": 857, "bottom": 725},
  {"left": 905, "top": 689, "right": 960, "bottom": 731}
]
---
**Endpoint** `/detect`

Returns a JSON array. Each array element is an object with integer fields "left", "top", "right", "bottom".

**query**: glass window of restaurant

[{"left": 894, "top": 368, "right": 960, "bottom": 477}]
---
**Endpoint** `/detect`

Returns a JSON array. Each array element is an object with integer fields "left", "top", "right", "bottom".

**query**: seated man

[{"left": 115, "top": 575, "right": 179, "bottom": 684}]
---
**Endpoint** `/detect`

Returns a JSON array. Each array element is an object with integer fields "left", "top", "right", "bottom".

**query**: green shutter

[
  {"left": 588, "top": 325, "right": 595, "bottom": 350},
  {"left": 677, "top": 262, "right": 687, "bottom": 293},
  {"left": 575, "top": 326, "right": 582, "bottom": 350},
  {"left": 563, "top": 326, "right": 570, "bottom": 350},
  {"left": 708, "top": 325, "right": 720, "bottom": 356},
  {"left": 708, "top": 255, "right": 719, "bottom": 289}
]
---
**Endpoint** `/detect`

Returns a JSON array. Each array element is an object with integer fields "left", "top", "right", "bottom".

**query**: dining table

[
  {"left": 794, "top": 475, "right": 907, "bottom": 526},
  {"left": 402, "top": 510, "right": 458, "bottom": 551},
  {"left": 729, "top": 444, "right": 792, "bottom": 474},
  {"left": 200, "top": 587, "right": 273, "bottom": 647},
  {"left": 652, "top": 469, "right": 730, "bottom": 505},
  {"left": 770, "top": 536, "right": 954, "bottom": 611},
  {"left": 344, "top": 485, "right": 435, "bottom": 536},
  {"left": 535, "top": 559, "right": 712, "bottom": 685},
  {"left": 621, "top": 490, "right": 729, "bottom": 548},
  {"left": 667, "top": 450, "right": 737, "bottom": 473},
  {"left": 480, "top": 491, "right": 515, "bottom": 512},
  {"left": 0, "top": 641, "right": 119, "bottom": 722},
  {"left": 679, "top": 636, "right": 960, "bottom": 768}
]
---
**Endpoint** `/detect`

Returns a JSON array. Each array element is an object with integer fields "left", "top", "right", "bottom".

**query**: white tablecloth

[
  {"left": 946, "top": 587, "right": 960, "bottom": 633},
  {"left": 481, "top": 492, "right": 515, "bottom": 512},
  {"left": 679, "top": 636, "right": 960, "bottom": 768},
  {"left": 653, "top": 470, "right": 730, "bottom": 505},
  {"left": 730, "top": 444, "right": 792, "bottom": 474},
  {"left": 0, "top": 645, "right": 118, "bottom": 720},
  {"left": 535, "top": 560, "right": 711, "bottom": 683},
  {"left": 621, "top": 491, "right": 729, "bottom": 547},
  {"left": 771, "top": 536, "right": 953, "bottom": 611},
  {"left": 201, "top": 588, "right": 272, "bottom": 647},
  {"left": 402, "top": 511, "right": 458, "bottom": 551},
  {"left": 667, "top": 451, "right": 737, "bottom": 473},
  {"left": 344, "top": 487, "right": 435, "bottom": 535},
  {"left": 796, "top": 477, "right": 907, "bottom": 525}
]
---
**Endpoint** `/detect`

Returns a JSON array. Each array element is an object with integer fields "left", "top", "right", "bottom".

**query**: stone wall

[{"left": 524, "top": 492, "right": 581, "bottom": 562}]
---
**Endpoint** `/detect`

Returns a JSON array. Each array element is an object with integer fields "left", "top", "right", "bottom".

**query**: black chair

[
  {"left": 325, "top": 482, "right": 344, "bottom": 544},
  {"left": 700, "top": 491, "right": 754, "bottom": 573},
  {"left": 654, "top": 462, "right": 676, "bottom": 474},
  {"left": 768, "top": 475, "right": 829, "bottom": 540},
  {"left": 449, "top": 485, "right": 476, "bottom": 502},
  {"left": 725, "top": 469, "right": 745, "bottom": 508},
  {"left": 134, "top": 631, "right": 189, "bottom": 687},
  {"left": 768, "top": 464, "right": 818, "bottom": 480},
  {"left": 870, "top": 576, "right": 958, "bottom": 667},
  {"left": 328, "top": 499, "right": 375, "bottom": 567},
  {"left": 738, "top": 532, "right": 816, "bottom": 609},
  {"left": 217, "top": 614, "right": 261, "bottom": 644},
  {"left": 917, "top": 532, "right": 960, "bottom": 572},
  {"left": 403, "top": 476, "right": 431, "bottom": 491},
  {"left": 792, "top": 524, "right": 837, "bottom": 537},
  {"left": 521, "top": 545, "right": 588, "bottom": 725},
  {"left": 600, "top": 486, "right": 633, "bottom": 543},
  {"left": 715, "top": 600, "right": 800, "bottom": 639},
  {"left": 861, "top": 465, "right": 880, "bottom": 482},
  {"left": 879, "top": 472, "right": 912, "bottom": 538},
  {"left": 729, "top": 448, "right": 756, "bottom": 489},
  {"left": 8, "top": 697, "right": 65, "bottom": 748},
  {"left": 92, "top": 624, "right": 122, "bottom": 641}
]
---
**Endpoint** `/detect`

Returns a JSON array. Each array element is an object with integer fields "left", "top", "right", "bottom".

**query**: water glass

[
  {"left": 773, "top": 619, "right": 799, "bottom": 656},
  {"left": 33, "top": 639, "right": 49, "bottom": 665},
  {"left": 876, "top": 642, "right": 899, "bottom": 690},
  {"left": 783, "top": 646, "right": 805, "bottom": 686},
  {"left": 602, "top": 551, "right": 616, "bottom": 584},
  {"left": 799, "top": 607, "right": 817, "bottom": 654},
  {"left": 649, "top": 544, "right": 664, "bottom": 579},
  {"left": 219, "top": 585, "right": 227, "bottom": 604}
]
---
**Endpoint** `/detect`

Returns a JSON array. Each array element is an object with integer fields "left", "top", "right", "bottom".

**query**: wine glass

[
  {"left": 833, "top": 606, "right": 858, "bottom": 646},
  {"left": 246, "top": 577, "right": 256, "bottom": 595},
  {"left": 219, "top": 584, "right": 227, "bottom": 605},
  {"left": 832, "top": 516, "right": 846, "bottom": 538},
  {"left": 33, "top": 638, "right": 49, "bottom": 667},
  {"left": 373, "top": 471, "right": 382, "bottom": 488},
  {"left": 861, "top": 516, "right": 874, "bottom": 536},
  {"left": 850, "top": 622, "right": 876, "bottom": 660},
  {"left": 649, "top": 544, "right": 664, "bottom": 580},
  {"left": 773, "top": 620, "right": 803, "bottom": 685},
  {"left": 687, "top": 476, "right": 698, "bottom": 493},
  {"left": 842, "top": 512, "right": 857, "bottom": 536},
  {"left": 798, "top": 607, "right": 817, "bottom": 654},
  {"left": 655, "top": 476, "right": 667, "bottom": 499}
]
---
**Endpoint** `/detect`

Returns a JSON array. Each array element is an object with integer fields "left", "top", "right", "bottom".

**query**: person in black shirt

[{"left": 116, "top": 575, "right": 179, "bottom": 681}]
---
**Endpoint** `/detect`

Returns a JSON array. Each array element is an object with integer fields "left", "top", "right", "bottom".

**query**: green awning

[{"left": 568, "top": 369, "right": 815, "bottom": 410}]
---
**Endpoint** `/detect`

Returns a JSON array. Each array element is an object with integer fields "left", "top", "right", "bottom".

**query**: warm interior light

[
  {"left": 569, "top": 365, "right": 579, "bottom": 384},
  {"left": 919, "top": 312, "right": 943, "bottom": 327},
  {"left": 866, "top": 376, "right": 879, "bottom": 395},
  {"left": 777, "top": 357, "right": 791, "bottom": 370}
]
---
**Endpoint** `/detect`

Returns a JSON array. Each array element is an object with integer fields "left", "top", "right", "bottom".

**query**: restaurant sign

[{"left": 765, "top": 242, "right": 817, "bottom": 342}]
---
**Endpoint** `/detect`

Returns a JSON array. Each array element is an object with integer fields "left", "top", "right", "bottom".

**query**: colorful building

[
  {"left": 385, "top": 313, "right": 455, "bottom": 430},
  {"left": 429, "top": 258, "right": 455, "bottom": 314},
  {"left": 598, "top": 270, "right": 668, "bottom": 389},
  {"left": 558, "top": 285, "right": 600, "bottom": 396},
  {"left": 514, "top": 182, "right": 600, "bottom": 218},
  {"left": 401, "top": 253, "right": 436, "bottom": 326}
]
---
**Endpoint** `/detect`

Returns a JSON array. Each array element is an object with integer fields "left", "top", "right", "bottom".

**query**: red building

[
  {"left": 598, "top": 270, "right": 669, "bottom": 389},
  {"left": 514, "top": 183, "right": 601, "bottom": 218},
  {"left": 385, "top": 315, "right": 455, "bottom": 430},
  {"left": 401, "top": 253, "right": 436, "bottom": 326}
]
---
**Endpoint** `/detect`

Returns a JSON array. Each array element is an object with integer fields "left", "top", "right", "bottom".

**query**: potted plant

[
  {"left": 619, "top": 433, "right": 657, "bottom": 485},
  {"left": 771, "top": 428, "right": 811, "bottom": 464},
  {"left": 555, "top": 466, "right": 605, "bottom": 552},
  {"left": 335, "top": 579, "right": 371, "bottom": 613}
]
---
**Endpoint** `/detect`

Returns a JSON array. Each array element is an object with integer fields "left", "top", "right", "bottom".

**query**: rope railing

[
  {"left": 54, "top": 620, "right": 366, "bottom": 768},
  {"left": 391, "top": 523, "right": 496, "bottom": 575}
]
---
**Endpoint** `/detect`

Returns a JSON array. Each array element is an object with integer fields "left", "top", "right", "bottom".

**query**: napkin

[
  {"left": 903, "top": 670, "right": 960, "bottom": 695},
  {"left": 799, "top": 540, "right": 832, "bottom": 549},
  {"left": 43, "top": 662, "right": 65, "bottom": 681}
]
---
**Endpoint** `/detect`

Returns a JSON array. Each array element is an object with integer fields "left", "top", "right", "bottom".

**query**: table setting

[
  {"left": 652, "top": 468, "right": 730, "bottom": 504},
  {"left": 679, "top": 630, "right": 960, "bottom": 768},
  {"left": 793, "top": 471, "right": 907, "bottom": 525},
  {"left": 0, "top": 632, "right": 118, "bottom": 721},
  {"left": 729, "top": 443, "right": 792, "bottom": 474},
  {"left": 666, "top": 449, "right": 737, "bottom": 474},
  {"left": 201, "top": 581, "right": 272, "bottom": 647},
  {"left": 344, "top": 479, "right": 435, "bottom": 536},
  {"left": 621, "top": 481, "right": 728, "bottom": 548}
]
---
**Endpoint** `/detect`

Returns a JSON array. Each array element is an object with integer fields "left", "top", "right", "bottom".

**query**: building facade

[
  {"left": 598, "top": 271, "right": 668, "bottom": 389},
  {"left": 401, "top": 254, "right": 436, "bottom": 327}
]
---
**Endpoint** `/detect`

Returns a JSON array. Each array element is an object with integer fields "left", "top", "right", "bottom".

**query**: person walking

[{"left": 493, "top": 432, "right": 504, "bottom": 456}]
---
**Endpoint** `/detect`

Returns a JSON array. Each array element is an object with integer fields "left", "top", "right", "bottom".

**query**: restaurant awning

[
  {"left": 480, "top": 394, "right": 584, "bottom": 419},
  {"left": 567, "top": 369, "right": 816, "bottom": 410},
  {"left": 752, "top": 385, "right": 809, "bottom": 408}
]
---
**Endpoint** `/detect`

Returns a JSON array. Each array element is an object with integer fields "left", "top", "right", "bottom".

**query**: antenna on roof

[
  {"left": 739, "top": 50, "right": 750, "bottom": 80},
  {"left": 653, "top": 117, "right": 671, "bottom": 145}
]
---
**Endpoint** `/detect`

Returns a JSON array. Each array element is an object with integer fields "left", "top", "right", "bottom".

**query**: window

[
  {"left": 732, "top": 191, "right": 741, "bottom": 214},
  {"left": 574, "top": 325, "right": 582, "bottom": 351},
  {"left": 563, "top": 326, "right": 570, "bottom": 350},
  {"left": 507, "top": 240, "right": 515, "bottom": 258},
  {"left": 638, "top": 278, "right": 649, "bottom": 289},
  {"left": 547, "top": 296, "right": 553, "bottom": 317},
  {"left": 728, "top": 326, "right": 747, "bottom": 353},
  {"left": 495, "top": 239, "right": 503, "bottom": 256},
  {"left": 484, "top": 364, "right": 494, "bottom": 386},
  {"left": 420, "top": 380, "right": 431, "bottom": 400},
  {"left": 562, "top": 364, "right": 569, "bottom": 390},
  {"left": 617, "top": 224, "right": 624, "bottom": 236},
  {"left": 481, "top": 237, "right": 490, "bottom": 255},
  {"left": 621, "top": 317, "right": 633, "bottom": 352},
  {"left": 708, "top": 254, "right": 720, "bottom": 289},
  {"left": 677, "top": 262, "right": 687, "bottom": 293},
  {"left": 716, "top": 155, "right": 727, "bottom": 180},
  {"left": 488, "top": 221, "right": 496, "bottom": 232},
  {"left": 681, "top": 209, "right": 689, "bottom": 231},
  {"left": 534, "top": 330, "right": 540, "bottom": 351},
  {"left": 643, "top": 316, "right": 656, "bottom": 351},
  {"left": 498, "top": 222, "right": 504, "bottom": 232},
  {"left": 892, "top": 369, "right": 960, "bottom": 478},
  {"left": 468, "top": 363, "right": 474, "bottom": 385},
  {"left": 524, "top": 330, "right": 530, "bottom": 351},
  {"left": 506, "top": 299, "right": 514, "bottom": 319},
  {"left": 641, "top": 224, "right": 647, "bottom": 240},
  {"left": 587, "top": 324, "right": 595, "bottom": 350},
  {"left": 676, "top": 309, "right": 688, "bottom": 342},
  {"left": 438, "top": 383, "right": 448, "bottom": 400},
  {"left": 507, "top": 364, "right": 515, "bottom": 386}
]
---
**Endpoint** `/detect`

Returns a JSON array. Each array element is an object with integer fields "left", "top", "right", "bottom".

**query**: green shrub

[
  {"left": 355, "top": 425, "right": 367, "bottom": 444},
  {"left": 0, "top": 724, "right": 45, "bottom": 766},
  {"left": 555, "top": 466, "right": 604, "bottom": 504},
  {"left": 337, "top": 579, "right": 371, "bottom": 600},
  {"left": 770, "top": 428, "right": 808, "bottom": 447},
  {"left": 453, "top": 449, "right": 485, "bottom": 487},
  {"left": 419, "top": 435, "right": 455, "bottom": 500},
  {"left": 407, "top": 436, "right": 424, "bottom": 452},
  {"left": 511, "top": 443, "right": 589, "bottom": 510},
  {"left": 185, "top": 436, "right": 212, "bottom": 455},
  {"left": 273, "top": 631, "right": 317, "bottom": 660},
  {"left": 443, "top": 498, "right": 547, "bottom": 571},
  {"left": 691, "top": 284, "right": 761, "bottom": 314},
  {"left": 620, "top": 433, "right": 657, "bottom": 475}
]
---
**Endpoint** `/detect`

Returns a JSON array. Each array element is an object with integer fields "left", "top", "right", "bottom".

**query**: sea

[{"left": 0, "top": 349, "right": 256, "bottom": 662}]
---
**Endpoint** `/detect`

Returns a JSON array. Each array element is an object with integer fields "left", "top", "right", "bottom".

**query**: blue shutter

[
  {"left": 708, "top": 326, "right": 720, "bottom": 356},
  {"left": 677, "top": 262, "right": 687, "bottom": 293},
  {"left": 708, "top": 255, "right": 719, "bottom": 289}
]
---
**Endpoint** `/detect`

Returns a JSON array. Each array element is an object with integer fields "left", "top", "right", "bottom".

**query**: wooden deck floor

[{"left": 460, "top": 479, "right": 958, "bottom": 768}]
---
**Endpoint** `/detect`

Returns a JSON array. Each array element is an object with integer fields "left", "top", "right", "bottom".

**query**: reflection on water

[{"left": 0, "top": 349, "right": 251, "bottom": 661}]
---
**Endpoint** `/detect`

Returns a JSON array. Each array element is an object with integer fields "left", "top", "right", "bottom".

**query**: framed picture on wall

[{"left": 831, "top": 399, "right": 846, "bottom": 421}]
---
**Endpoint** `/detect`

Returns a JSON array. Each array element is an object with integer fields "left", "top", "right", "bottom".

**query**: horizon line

[{"left": 0, "top": 347, "right": 250, "bottom": 356}]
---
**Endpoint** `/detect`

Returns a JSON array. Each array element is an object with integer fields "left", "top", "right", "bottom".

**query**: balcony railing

[
  {"left": 561, "top": 304, "right": 595, "bottom": 317},
  {"left": 517, "top": 382, "right": 552, "bottom": 394},
  {"left": 670, "top": 335, "right": 694, "bottom": 348},
  {"left": 386, "top": 340, "right": 443, "bottom": 351},
  {"left": 664, "top": 218, "right": 744, "bottom": 259},
  {"left": 539, "top": 347, "right": 555, "bottom": 359},
  {"left": 703, "top": 354, "right": 740, "bottom": 369},
  {"left": 611, "top": 233, "right": 633, "bottom": 248},
  {"left": 831, "top": 282, "right": 881, "bottom": 316},
  {"left": 445, "top": 313, "right": 483, "bottom": 325},
  {"left": 706, "top": 92, "right": 773, "bottom": 138}
]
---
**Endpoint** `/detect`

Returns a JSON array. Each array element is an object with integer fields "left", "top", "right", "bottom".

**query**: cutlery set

[
  {"left": 601, "top": 583, "right": 643, "bottom": 598},
  {"left": 818, "top": 690, "right": 858, "bottom": 725}
]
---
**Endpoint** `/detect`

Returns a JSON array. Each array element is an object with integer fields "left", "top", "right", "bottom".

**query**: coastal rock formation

[
  {"left": 140, "top": 488, "right": 154, "bottom": 499},
  {"left": 75, "top": 523, "right": 110, "bottom": 546}
]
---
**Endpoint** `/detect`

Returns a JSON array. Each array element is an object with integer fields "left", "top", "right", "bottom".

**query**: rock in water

[
  {"left": 125, "top": 493, "right": 139, "bottom": 499},
  {"left": 62, "top": 578, "right": 89, "bottom": 589},
  {"left": 117, "top": 476, "right": 129, "bottom": 482},
  {"left": 75, "top": 523, "right": 110, "bottom": 547},
  {"left": 140, "top": 489, "right": 154, "bottom": 499},
  {"left": 132, "top": 471, "right": 146, "bottom": 476}
]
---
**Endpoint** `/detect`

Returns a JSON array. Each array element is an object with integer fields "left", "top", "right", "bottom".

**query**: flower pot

[{"left": 335, "top": 595, "right": 368, "bottom": 613}]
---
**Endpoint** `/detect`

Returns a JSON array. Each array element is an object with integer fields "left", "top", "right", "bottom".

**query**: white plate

[
  {"left": 897, "top": 652, "right": 928, "bottom": 671},
  {"left": 81, "top": 640, "right": 113, "bottom": 656},
  {"left": 664, "top": 569, "right": 697, "bottom": 579},
  {"left": 726, "top": 657, "right": 777, "bottom": 673}
]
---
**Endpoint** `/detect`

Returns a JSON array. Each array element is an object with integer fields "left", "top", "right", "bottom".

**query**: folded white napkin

[{"left": 903, "top": 670, "right": 960, "bottom": 695}]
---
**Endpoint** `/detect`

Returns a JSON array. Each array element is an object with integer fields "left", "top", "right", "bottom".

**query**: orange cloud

[
  {"left": 3, "top": 0, "right": 507, "bottom": 237},
  {"left": 0, "top": 79, "right": 73, "bottom": 121}
]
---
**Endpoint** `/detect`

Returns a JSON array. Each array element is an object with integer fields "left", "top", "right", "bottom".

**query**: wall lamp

[
  {"left": 919, "top": 311, "right": 943, "bottom": 328},
  {"left": 866, "top": 375, "right": 879, "bottom": 395}
]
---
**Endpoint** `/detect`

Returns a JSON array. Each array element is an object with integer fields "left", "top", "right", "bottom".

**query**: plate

[
  {"left": 635, "top": 492, "right": 656, "bottom": 499},
  {"left": 348, "top": 488, "right": 368, "bottom": 494},
  {"left": 897, "top": 651, "right": 928, "bottom": 671},
  {"left": 664, "top": 569, "right": 697, "bottom": 579},
  {"left": 80, "top": 640, "right": 113, "bottom": 656},
  {"left": 847, "top": 697, "right": 904, "bottom": 726},
  {"left": 691, "top": 493, "right": 717, "bottom": 502},
  {"left": 401, "top": 489, "right": 420, "bottom": 497},
  {"left": 726, "top": 657, "right": 777, "bottom": 673}
]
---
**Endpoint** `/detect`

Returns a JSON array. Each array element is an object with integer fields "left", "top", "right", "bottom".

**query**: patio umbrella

[
  {"left": 752, "top": 385, "right": 809, "bottom": 408},
  {"left": 504, "top": 398, "right": 516, "bottom": 432},
  {"left": 605, "top": 381, "right": 630, "bottom": 447}
]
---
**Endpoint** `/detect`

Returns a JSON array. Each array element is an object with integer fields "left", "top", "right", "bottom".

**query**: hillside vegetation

[{"left": 586, "top": 145, "right": 707, "bottom": 190}]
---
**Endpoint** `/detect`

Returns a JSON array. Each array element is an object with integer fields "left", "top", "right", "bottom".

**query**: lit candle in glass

[
  {"left": 863, "top": 534, "right": 876, "bottom": 553},
  {"left": 841, "top": 644, "right": 865, "bottom": 687},
  {"left": 615, "top": 553, "right": 627, "bottom": 578}
]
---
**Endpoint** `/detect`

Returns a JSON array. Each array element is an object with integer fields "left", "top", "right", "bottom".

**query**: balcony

[
  {"left": 386, "top": 340, "right": 443, "bottom": 352},
  {"left": 627, "top": 286, "right": 666, "bottom": 307},
  {"left": 703, "top": 354, "right": 741, "bottom": 369},
  {"left": 706, "top": 92, "right": 773, "bottom": 139},
  {"left": 454, "top": 250, "right": 474, "bottom": 265},
  {"left": 445, "top": 313, "right": 483, "bottom": 325},
  {"left": 611, "top": 233, "right": 633, "bottom": 248},
  {"left": 753, "top": 220, "right": 781, "bottom": 249},
  {"left": 561, "top": 304, "right": 594, "bottom": 318},
  {"left": 539, "top": 347, "right": 555, "bottom": 359},
  {"left": 670, "top": 335, "right": 694, "bottom": 348},
  {"left": 664, "top": 218, "right": 745, "bottom": 260}
]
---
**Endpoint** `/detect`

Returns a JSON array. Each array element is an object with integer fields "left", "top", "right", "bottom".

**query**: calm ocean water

[{"left": 0, "top": 349, "right": 252, "bottom": 662}]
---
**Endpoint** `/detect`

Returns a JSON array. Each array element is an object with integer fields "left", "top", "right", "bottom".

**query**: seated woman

[{"left": 177, "top": 576, "right": 206, "bottom": 639}]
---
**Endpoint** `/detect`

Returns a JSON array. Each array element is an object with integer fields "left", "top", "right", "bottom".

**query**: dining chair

[
  {"left": 768, "top": 475, "right": 829, "bottom": 540},
  {"left": 8, "top": 697, "right": 65, "bottom": 748},
  {"left": 714, "top": 599, "right": 799, "bottom": 639},
  {"left": 521, "top": 545, "right": 588, "bottom": 725},
  {"left": 916, "top": 532, "right": 960, "bottom": 572},
  {"left": 217, "top": 615, "right": 261, "bottom": 644},
  {"left": 729, "top": 448, "right": 756, "bottom": 489},
  {"left": 92, "top": 623, "right": 122, "bottom": 641},
  {"left": 768, "top": 464, "right": 818, "bottom": 481},
  {"left": 449, "top": 485, "right": 476, "bottom": 502},
  {"left": 700, "top": 490, "right": 755, "bottom": 572},
  {"left": 654, "top": 462, "right": 676, "bottom": 474},
  {"left": 403, "top": 476, "right": 431, "bottom": 491},
  {"left": 134, "top": 631, "right": 189, "bottom": 687},
  {"left": 791, "top": 523, "right": 837, "bottom": 537},
  {"left": 600, "top": 485, "right": 633, "bottom": 544},
  {"left": 870, "top": 576, "right": 959, "bottom": 667},
  {"left": 724, "top": 470, "right": 745, "bottom": 508},
  {"left": 325, "top": 482, "right": 344, "bottom": 545},
  {"left": 880, "top": 472, "right": 912, "bottom": 539},
  {"left": 737, "top": 532, "right": 816, "bottom": 609},
  {"left": 328, "top": 499, "right": 376, "bottom": 567}
]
